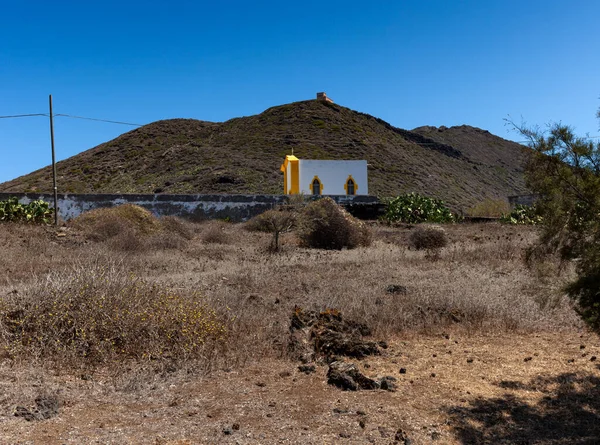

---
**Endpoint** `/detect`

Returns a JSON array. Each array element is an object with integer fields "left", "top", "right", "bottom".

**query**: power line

[
  {"left": 54, "top": 113, "right": 143, "bottom": 127},
  {"left": 0, "top": 113, "right": 48, "bottom": 119}
]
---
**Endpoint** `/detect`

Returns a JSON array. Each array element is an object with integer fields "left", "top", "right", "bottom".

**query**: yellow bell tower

[{"left": 280, "top": 155, "right": 300, "bottom": 194}]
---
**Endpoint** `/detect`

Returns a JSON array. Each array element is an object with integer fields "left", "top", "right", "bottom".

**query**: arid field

[{"left": 0, "top": 210, "right": 598, "bottom": 444}]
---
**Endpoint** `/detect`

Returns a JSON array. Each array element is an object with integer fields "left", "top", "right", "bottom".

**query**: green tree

[{"left": 511, "top": 113, "right": 600, "bottom": 330}]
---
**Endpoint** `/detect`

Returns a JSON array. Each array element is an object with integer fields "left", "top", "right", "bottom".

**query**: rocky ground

[{"left": 2, "top": 329, "right": 599, "bottom": 444}]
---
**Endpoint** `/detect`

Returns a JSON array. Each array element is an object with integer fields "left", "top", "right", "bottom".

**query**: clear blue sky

[{"left": 1, "top": 0, "right": 599, "bottom": 184}]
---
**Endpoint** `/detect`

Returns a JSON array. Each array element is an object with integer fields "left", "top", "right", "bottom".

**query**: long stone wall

[{"left": 0, "top": 193, "right": 380, "bottom": 222}]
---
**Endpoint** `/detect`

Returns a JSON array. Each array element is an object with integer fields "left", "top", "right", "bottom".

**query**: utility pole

[{"left": 49, "top": 94, "right": 58, "bottom": 226}]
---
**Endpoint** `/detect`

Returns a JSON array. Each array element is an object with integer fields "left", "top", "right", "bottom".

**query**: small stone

[
  {"left": 524, "top": 357, "right": 533, "bottom": 362},
  {"left": 232, "top": 423, "right": 240, "bottom": 431},
  {"left": 567, "top": 358, "right": 575, "bottom": 363},
  {"left": 399, "top": 368, "right": 407, "bottom": 374},
  {"left": 430, "top": 373, "right": 436, "bottom": 378},
  {"left": 591, "top": 356, "right": 597, "bottom": 362},
  {"left": 467, "top": 358, "right": 474, "bottom": 363},
  {"left": 256, "top": 381, "right": 266, "bottom": 387},
  {"left": 14, "top": 406, "right": 35, "bottom": 421},
  {"left": 385, "top": 284, "right": 407, "bottom": 295},
  {"left": 379, "top": 376, "right": 397, "bottom": 391},
  {"left": 395, "top": 428, "right": 411, "bottom": 443},
  {"left": 432, "top": 354, "right": 437, "bottom": 357},
  {"left": 359, "top": 419, "right": 366, "bottom": 429},
  {"left": 339, "top": 432, "right": 352, "bottom": 438},
  {"left": 580, "top": 345, "right": 586, "bottom": 349},
  {"left": 279, "top": 371, "right": 291, "bottom": 378},
  {"left": 333, "top": 407, "right": 349, "bottom": 414},
  {"left": 222, "top": 426, "right": 233, "bottom": 435},
  {"left": 298, "top": 364, "right": 316, "bottom": 374}
]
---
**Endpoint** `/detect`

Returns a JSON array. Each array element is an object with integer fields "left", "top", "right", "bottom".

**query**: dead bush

[
  {"left": 159, "top": 216, "right": 196, "bottom": 240},
  {"left": 71, "top": 204, "right": 162, "bottom": 242},
  {"left": 0, "top": 262, "right": 227, "bottom": 365},
  {"left": 201, "top": 221, "right": 230, "bottom": 244},
  {"left": 296, "top": 198, "right": 371, "bottom": 250},
  {"left": 409, "top": 225, "right": 448, "bottom": 251},
  {"left": 70, "top": 206, "right": 194, "bottom": 251},
  {"left": 245, "top": 209, "right": 296, "bottom": 251}
]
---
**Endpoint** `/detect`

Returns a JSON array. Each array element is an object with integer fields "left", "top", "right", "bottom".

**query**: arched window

[
  {"left": 346, "top": 178, "right": 355, "bottom": 195},
  {"left": 345, "top": 176, "right": 358, "bottom": 195},
  {"left": 311, "top": 177, "right": 322, "bottom": 195}
]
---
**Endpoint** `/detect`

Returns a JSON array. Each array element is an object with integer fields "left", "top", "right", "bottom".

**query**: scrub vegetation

[{"left": 0, "top": 202, "right": 597, "bottom": 444}]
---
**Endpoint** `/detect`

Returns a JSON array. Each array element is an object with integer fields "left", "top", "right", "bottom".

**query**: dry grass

[
  {"left": 408, "top": 225, "right": 448, "bottom": 251},
  {"left": 0, "top": 221, "right": 581, "bottom": 363},
  {"left": 0, "top": 261, "right": 227, "bottom": 366},
  {"left": 199, "top": 220, "right": 232, "bottom": 244},
  {"left": 0, "top": 218, "right": 597, "bottom": 443}
]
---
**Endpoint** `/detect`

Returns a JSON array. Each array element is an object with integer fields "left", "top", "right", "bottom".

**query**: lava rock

[
  {"left": 327, "top": 361, "right": 380, "bottom": 391},
  {"left": 298, "top": 364, "right": 316, "bottom": 374}
]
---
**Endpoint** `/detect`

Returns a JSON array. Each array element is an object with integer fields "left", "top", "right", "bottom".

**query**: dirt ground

[
  {"left": 1, "top": 220, "right": 599, "bottom": 444},
  {"left": 1, "top": 330, "right": 598, "bottom": 444}
]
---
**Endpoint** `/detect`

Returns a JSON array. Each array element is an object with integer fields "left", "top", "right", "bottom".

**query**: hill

[{"left": 0, "top": 100, "right": 530, "bottom": 210}]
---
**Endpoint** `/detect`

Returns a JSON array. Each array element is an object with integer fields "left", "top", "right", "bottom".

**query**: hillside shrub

[
  {"left": 409, "top": 225, "right": 448, "bottom": 251},
  {"left": 384, "top": 193, "right": 456, "bottom": 224},
  {"left": 500, "top": 204, "right": 542, "bottom": 225},
  {"left": 467, "top": 198, "right": 510, "bottom": 218},
  {"left": 296, "top": 197, "right": 371, "bottom": 250},
  {"left": 0, "top": 263, "right": 227, "bottom": 364},
  {"left": 0, "top": 197, "right": 54, "bottom": 224}
]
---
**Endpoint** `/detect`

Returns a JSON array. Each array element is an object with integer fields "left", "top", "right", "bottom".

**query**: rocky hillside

[{"left": 0, "top": 100, "right": 530, "bottom": 210}]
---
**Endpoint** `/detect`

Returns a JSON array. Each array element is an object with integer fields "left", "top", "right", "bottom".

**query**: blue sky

[{"left": 1, "top": 0, "right": 599, "bottom": 184}]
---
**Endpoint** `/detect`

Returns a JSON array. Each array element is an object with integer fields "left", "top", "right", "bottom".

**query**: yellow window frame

[{"left": 344, "top": 175, "right": 358, "bottom": 195}]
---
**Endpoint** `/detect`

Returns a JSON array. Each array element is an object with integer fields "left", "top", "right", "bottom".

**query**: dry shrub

[
  {"left": 409, "top": 225, "right": 448, "bottom": 251},
  {"left": 0, "top": 262, "right": 227, "bottom": 365},
  {"left": 467, "top": 198, "right": 510, "bottom": 218},
  {"left": 71, "top": 204, "right": 162, "bottom": 241},
  {"left": 245, "top": 209, "right": 296, "bottom": 251},
  {"left": 296, "top": 197, "right": 371, "bottom": 250},
  {"left": 70, "top": 205, "right": 194, "bottom": 251},
  {"left": 200, "top": 221, "right": 230, "bottom": 244},
  {"left": 159, "top": 216, "right": 196, "bottom": 240}
]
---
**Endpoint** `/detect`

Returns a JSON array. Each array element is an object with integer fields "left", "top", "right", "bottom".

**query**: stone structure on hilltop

[{"left": 316, "top": 92, "right": 334, "bottom": 103}]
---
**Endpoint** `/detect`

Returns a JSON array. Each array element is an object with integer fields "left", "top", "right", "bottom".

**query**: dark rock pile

[{"left": 288, "top": 307, "right": 395, "bottom": 391}]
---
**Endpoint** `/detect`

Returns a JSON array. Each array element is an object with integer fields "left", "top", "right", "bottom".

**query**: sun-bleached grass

[{"left": 0, "top": 220, "right": 582, "bottom": 372}]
